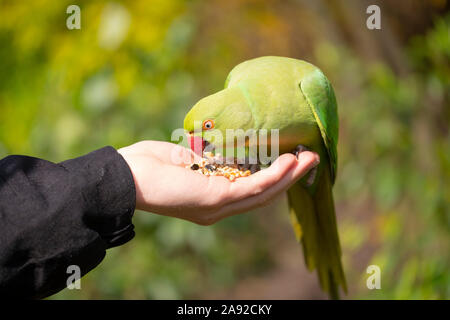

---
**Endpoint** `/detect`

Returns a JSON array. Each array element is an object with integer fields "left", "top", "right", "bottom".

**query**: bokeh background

[{"left": 0, "top": 0, "right": 448, "bottom": 299}]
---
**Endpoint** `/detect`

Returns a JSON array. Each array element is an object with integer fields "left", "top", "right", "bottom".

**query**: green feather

[{"left": 300, "top": 69, "right": 339, "bottom": 183}]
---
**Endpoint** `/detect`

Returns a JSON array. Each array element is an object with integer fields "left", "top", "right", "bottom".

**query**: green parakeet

[{"left": 183, "top": 56, "right": 346, "bottom": 298}]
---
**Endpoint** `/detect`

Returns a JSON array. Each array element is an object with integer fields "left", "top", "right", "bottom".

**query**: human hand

[{"left": 118, "top": 141, "right": 319, "bottom": 225}]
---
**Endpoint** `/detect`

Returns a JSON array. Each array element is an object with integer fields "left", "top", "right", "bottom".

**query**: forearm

[{"left": 0, "top": 146, "right": 136, "bottom": 298}]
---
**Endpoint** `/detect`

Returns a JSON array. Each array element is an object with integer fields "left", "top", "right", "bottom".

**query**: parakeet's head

[{"left": 183, "top": 85, "right": 254, "bottom": 156}]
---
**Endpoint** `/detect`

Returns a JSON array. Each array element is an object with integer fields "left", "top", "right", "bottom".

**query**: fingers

[
  {"left": 179, "top": 153, "right": 300, "bottom": 216},
  {"left": 225, "top": 151, "right": 319, "bottom": 203},
  {"left": 211, "top": 151, "right": 320, "bottom": 221},
  {"left": 166, "top": 143, "right": 204, "bottom": 166},
  {"left": 120, "top": 140, "right": 202, "bottom": 165}
]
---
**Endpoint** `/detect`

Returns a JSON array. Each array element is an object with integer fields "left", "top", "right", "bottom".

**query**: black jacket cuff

[{"left": 59, "top": 146, "right": 136, "bottom": 248}]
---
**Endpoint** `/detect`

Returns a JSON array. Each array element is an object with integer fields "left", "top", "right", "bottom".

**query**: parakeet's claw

[
  {"left": 292, "top": 144, "right": 309, "bottom": 158},
  {"left": 238, "top": 160, "right": 261, "bottom": 174},
  {"left": 249, "top": 163, "right": 261, "bottom": 174},
  {"left": 306, "top": 166, "right": 317, "bottom": 187},
  {"left": 293, "top": 144, "right": 317, "bottom": 187}
]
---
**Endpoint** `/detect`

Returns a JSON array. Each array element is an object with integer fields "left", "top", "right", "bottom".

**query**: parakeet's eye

[{"left": 202, "top": 119, "right": 214, "bottom": 130}]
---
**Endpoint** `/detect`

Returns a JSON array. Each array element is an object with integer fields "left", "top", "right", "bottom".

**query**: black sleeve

[{"left": 0, "top": 146, "right": 136, "bottom": 299}]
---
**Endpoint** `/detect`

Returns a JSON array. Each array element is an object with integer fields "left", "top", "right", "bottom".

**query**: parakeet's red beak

[{"left": 188, "top": 134, "right": 205, "bottom": 156}]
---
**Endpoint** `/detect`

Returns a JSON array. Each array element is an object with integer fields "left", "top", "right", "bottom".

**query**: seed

[{"left": 186, "top": 152, "right": 256, "bottom": 181}]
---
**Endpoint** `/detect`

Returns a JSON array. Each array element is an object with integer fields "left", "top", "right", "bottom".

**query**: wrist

[{"left": 117, "top": 148, "right": 145, "bottom": 211}]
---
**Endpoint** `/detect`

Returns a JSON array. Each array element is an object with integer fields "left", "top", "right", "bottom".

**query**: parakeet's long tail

[{"left": 287, "top": 164, "right": 347, "bottom": 299}]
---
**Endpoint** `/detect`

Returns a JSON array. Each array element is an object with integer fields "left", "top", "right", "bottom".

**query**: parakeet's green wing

[{"left": 300, "top": 69, "right": 338, "bottom": 184}]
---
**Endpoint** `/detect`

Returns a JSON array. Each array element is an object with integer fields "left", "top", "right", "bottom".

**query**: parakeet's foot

[
  {"left": 292, "top": 144, "right": 318, "bottom": 187},
  {"left": 292, "top": 144, "right": 309, "bottom": 157},
  {"left": 237, "top": 158, "right": 261, "bottom": 174},
  {"left": 239, "top": 163, "right": 261, "bottom": 174},
  {"left": 306, "top": 166, "right": 317, "bottom": 186}
]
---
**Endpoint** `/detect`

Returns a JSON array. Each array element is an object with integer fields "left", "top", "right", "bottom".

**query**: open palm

[{"left": 118, "top": 140, "right": 319, "bottom": 225}]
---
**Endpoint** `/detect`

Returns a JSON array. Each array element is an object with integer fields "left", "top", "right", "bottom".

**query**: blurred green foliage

[{"left": 0, "top": 0, "right": 448, "bottom": 299}]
